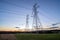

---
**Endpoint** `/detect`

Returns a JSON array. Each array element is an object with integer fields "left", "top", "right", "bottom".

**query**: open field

[
  {"left": 0, "top": 33, "right": 60, "bottom": 40},
  {"left": 15, "top": 33, "right": 60, "bottom": 40}
]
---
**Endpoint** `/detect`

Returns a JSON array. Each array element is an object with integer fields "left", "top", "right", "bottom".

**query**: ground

[
  {"left": 0, "top": 33, "right": 60, "bottom": 40},
  {"left": 0, "top": 34, "right": 16, "bottom": 40}
]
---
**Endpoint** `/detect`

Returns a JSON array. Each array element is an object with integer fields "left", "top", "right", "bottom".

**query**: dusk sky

[{"left": 0, "top": 0, "right": 60, "bottom": 29}]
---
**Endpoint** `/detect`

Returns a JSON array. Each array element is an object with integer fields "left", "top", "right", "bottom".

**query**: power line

[
  {"left": 0, "top": 8, "right": 22, "bottom": 16},
  {"left": 1, "top": 0, "right": 58, "bottom": 22},
  {"left": 3, "top": 0, "right": 32, "bottom": 10},
  {"left": 39, "top": 13, "right": 55, "bottom": 21},
  {"left": 1, "top": 8, "right": 57, "bottom": 22}
]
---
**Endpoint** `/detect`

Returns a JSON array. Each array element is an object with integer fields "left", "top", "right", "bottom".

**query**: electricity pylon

[
  {"left": 25, "top": 14, "right": 29, "bottom": 31},
  {"left": 32, "top": 3, "right": 42, "bottom": 30}
]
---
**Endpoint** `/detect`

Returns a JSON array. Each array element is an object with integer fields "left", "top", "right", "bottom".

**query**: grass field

[
  {"left": 16, "top": 33, "right": 60, "bottom": 40},
  {"left": 0, "top": 33, "right": 60, "bottom": 40}
]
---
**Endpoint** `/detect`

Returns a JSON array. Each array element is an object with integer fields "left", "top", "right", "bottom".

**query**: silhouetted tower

[
  {"left": 25, "top": 14, "right": 29, "bottom": 30},
  {"left": 32, "top": 3, "right": 42, "bottom": 30}
]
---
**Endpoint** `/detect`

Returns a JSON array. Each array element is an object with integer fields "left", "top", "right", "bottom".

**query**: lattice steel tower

[
  {"left": 32, "top": 3, "right": 42, "bottom": 30},
  {"left": 25, "top": 14, "right": 29, "bottom": 30}
]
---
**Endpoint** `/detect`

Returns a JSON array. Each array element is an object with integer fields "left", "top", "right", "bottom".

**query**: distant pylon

[
  {"left": 25, "top": 14, "right": 29, "bottom": 30},
  {"left": 32, "top": 3, "right": 42, "bottom": 30}
]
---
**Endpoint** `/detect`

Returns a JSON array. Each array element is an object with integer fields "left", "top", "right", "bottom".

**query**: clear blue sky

[{"left": 0, "top": 0, "right": 60, "bottom": 28}]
